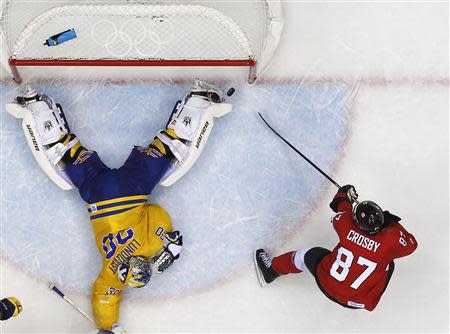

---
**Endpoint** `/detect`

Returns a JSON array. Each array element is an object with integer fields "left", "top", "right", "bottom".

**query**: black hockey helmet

[{"left": 353, "top": 200, "right": 384, "bottom": 234}]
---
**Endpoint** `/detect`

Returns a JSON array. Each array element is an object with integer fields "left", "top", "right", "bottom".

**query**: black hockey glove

[
  {"left": 330, "top": 184, "right": 359, "bottom": 212},
  {"left": 339, "top": 184, "right": 358, "bottom": 203}
]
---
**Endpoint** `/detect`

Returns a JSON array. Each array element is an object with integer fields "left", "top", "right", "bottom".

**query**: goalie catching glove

[
  {"left": 157, "top": 79, "right": 233, "bottom": 186},
  {"left": 5, "top": 85, "right": 77, "bottom": 190},
  {"left": 151, "top": 231, "right": 183, "bottom": 275}
]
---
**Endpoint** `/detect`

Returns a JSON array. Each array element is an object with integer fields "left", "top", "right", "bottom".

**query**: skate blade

[{"left": 253, "top": 252, "right": 267, "bottom": 287}]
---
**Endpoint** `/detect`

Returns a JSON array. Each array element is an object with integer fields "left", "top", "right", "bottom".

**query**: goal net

[{"left": 0, "top": 0, "right": 283, "bottom": 83}]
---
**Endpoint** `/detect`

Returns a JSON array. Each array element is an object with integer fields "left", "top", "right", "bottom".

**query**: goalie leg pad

[
  {"left": 5, "top": 90, "right": 75, "bottom": 190},
  {"left": 159, "top": 82, "right": 233, "bottom": 187},
  {"left": 166, "top": 96, "right": 209, "bottom": 142},
  {"left": 8, "top": 91, "right": 71, "bottom": 145}
]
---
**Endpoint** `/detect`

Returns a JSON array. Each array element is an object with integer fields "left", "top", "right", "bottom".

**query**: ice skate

[
  {"left": 254, "top": 249, "right": 281, "bottom": 287},
  {"left": 189, "top": 78, "right": 225, "bottom": 103}
]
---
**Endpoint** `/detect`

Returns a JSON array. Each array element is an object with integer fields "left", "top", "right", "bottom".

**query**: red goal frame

[{"left": 9, "top": 58, "right": 258, "bottom": 84}]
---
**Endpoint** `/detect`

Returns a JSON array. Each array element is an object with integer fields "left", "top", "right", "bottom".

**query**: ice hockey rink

[{"left": 0, "top": 1, "right": 449, "bottom": 333}]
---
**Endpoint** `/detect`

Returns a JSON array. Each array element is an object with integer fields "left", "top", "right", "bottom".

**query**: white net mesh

[
  {"left": 1, "top": 0, "right": 277, "bottom": 60},
  {"left": 0, "top": 0, "right": 283, "bottom": 83},
  {"left": 12, "top": 4, "right": 253, "bottom": 61}
]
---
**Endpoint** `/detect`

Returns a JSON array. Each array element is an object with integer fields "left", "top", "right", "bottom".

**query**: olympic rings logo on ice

[{"left": 91, "top": 16, "right": 175, "bottom": 58}]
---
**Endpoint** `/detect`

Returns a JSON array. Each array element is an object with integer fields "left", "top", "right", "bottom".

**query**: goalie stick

[{"left": 49, "top": 282, "right": 95, "bottom": 325}]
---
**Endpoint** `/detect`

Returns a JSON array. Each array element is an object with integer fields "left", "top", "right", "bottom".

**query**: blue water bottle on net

[{"left": 44, "top": 28, "right": 77, "bottom": 46}]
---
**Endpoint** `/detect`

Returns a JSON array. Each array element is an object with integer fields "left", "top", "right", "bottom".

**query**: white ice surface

[
  {"left": 0, "top": 82, "right": 351, "bottom": 297},
  {"left": 0, "top": 1, "right": 449, "bottom": 333}
]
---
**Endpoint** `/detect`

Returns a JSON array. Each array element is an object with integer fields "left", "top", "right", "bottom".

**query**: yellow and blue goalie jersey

[
  {"left": 89, "top": 197, "right": 172, "bottom": 329},
  {"left": 64, "top": 144, "right": 176, "bottom": 330}
]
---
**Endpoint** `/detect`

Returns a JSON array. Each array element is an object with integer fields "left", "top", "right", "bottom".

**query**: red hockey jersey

[{"left": 316, "top": 192, "right": 417, "bottom": 311}]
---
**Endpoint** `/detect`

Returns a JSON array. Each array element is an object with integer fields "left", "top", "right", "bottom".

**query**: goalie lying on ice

[{"left": 6, "top": 80, "right": 233, "bottom": 333}]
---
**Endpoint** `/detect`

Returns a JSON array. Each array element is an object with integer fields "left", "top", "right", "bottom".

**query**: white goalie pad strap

[
  {"left": 5, "top": 102, "right": 74, "bottom": 190},
  {"left": 160, "top": 101, "right": 233, "bottom": 187},
  {"left": 46, "top": 137, "right": 79, "bottom": 165},
  {"left": 155, "top": 131, "right": 188, "bottom": 162}
]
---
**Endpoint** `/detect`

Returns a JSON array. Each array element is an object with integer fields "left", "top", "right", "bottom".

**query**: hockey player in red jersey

[{"left": 254, "top": 185, "right": 417, "bottom": 311}]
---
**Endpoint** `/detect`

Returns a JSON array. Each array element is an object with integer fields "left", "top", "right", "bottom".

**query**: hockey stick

[
  {"left": 49, "top": 283, "right": 95, "bottom": 325},
  {"left": 258, "top": 112, "right": 341, "bottom": 188}
]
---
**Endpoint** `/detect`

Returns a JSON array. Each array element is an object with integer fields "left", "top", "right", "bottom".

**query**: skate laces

[{"left": 259, "top": 251, "right": 272, "bottom": 268}]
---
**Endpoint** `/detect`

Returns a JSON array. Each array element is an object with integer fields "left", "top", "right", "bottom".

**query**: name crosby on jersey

[{"left": 346, "top": 230, "right": 381, "bottom": 252}]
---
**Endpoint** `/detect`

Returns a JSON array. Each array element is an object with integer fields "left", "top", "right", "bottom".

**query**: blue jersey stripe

[
  {"left": 90, "top": 206, "right": 139, "bottom": 220},
  {"left": 88, "top": 199, "right": 147, "bottom": 213}
]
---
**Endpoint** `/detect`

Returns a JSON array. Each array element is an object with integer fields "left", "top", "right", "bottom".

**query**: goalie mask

[
  {"left": 353, "top": 200, "right": 385, "bottom": 235},
  {"left": 117, "top": 256, "right": 152, "bottom": 288}
]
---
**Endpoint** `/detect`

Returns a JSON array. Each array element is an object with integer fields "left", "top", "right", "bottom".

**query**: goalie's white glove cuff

[
  {"left": 164, "top": 230, "right": 183, "bottom": 259},
  {"left": 167, "top": 243, "right": 182, "bottom": 258}
]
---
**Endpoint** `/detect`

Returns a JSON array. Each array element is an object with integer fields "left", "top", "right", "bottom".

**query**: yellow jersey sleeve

[{"left": 137, "top": 204, "right": 173, "bottom": 256}]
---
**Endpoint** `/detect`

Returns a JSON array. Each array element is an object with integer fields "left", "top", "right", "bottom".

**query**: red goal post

[{"left": 0, "top": 1, "right": 283, "bottom": 83}]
